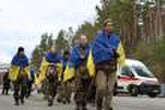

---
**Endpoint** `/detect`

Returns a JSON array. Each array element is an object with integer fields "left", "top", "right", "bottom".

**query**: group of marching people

[{"left": 9, "top": 19, "right": 125, "bottom": 110}]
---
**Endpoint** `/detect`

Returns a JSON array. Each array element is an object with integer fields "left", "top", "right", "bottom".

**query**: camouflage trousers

[
  {"left": 41, "top": 79, "right": 49, "bottom": 100},
  {"left": 74, "top": 67, "right": 91, "bottom": 110},
  {"left": 57, "top": 82, "right": 72, "bottom": 104},
  {"left": 46, "top": 74, "right": 59, "bottom": 106},
  {"left": 13, "top": 75, "right": 28, "bottom": 105},
  {"left": 95, "top": 61, "right": 117, "bottom": 110}
]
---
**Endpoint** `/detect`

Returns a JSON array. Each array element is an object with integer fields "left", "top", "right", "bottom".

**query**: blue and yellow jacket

[
  {"left": 63, "top": 32, "right": 125, "bottom": 82},
  {"left": 69, "top": 44, "right": 90, "bottom": 69},
  {"left": 35, "top": 52, "right": 63, "bottom": 86},
  {"left": 9, "top": 54, "right": 30, "bottom": 81},
  {"left": 63, "top": 44, "right": 95, "bottom": 82}
]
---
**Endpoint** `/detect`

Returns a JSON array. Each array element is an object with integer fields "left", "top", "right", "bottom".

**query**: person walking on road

[
  {"left": 92, "top": 19, "right": 125, "bottom": 110},
  {"left": 9, "top": 47, "right": 30, "bottom": 106}
]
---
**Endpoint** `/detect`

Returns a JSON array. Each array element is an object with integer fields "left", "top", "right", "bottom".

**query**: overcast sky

[{"left": 0, "top": 0, "right": 100, "bottom": 63}]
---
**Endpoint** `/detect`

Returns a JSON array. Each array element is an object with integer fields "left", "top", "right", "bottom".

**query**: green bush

[{"left": 134, "top": 38, "right": 165, "bottom": 83}]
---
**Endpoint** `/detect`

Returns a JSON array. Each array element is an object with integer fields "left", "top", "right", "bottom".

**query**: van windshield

[{"left": 132, "top": 66, "right": 154, "bottom": 78}]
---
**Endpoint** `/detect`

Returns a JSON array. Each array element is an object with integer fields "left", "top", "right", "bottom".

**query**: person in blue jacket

[
  {"left": 92, "top": 19, "right": 120, "bottom": 110},
  {"left": 11, "top": 47, "right": 29, "bottom": 106},
  {"left": 69, "top": 34, "right": 91, "bottom": 110},
  {"left": 45, "top": 47, "right": 62, "bottom": 64},
  {"left": 11, "top": 47, "right": 29, "bottom": 68},
  {"left": 44, "top": 47, "right": 62, "bottom": 107}
]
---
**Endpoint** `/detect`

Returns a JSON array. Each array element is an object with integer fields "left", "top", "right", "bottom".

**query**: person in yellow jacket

[{"left": 9, "top": 47, "right": 30, "bottom": 106}]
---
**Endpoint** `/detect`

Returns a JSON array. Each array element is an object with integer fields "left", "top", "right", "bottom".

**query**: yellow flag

[
  {"left": 9, "top": 65, "right": 31, "bottom": 81},
  {"left": 35, "top": 57, "right": 50, "bottom": 86},
  {"left": 34, "top": 74, "right": 40, "bottom": 86},
  {"left": 63, "top": 65, "right": 75, "bottom": 82},
  {"left": 24, "top": 66, "right": 31, "bottom": 79},
  {"left": 87, "top": 49, "right": 96, "bottom": 77},
  {"left": 117, "top": 42, "right": 126, "bottom": 66},
  {"left": 9, "top": 65, "right": 20, "bottom": 81},
  {"left": 56, "top": 63, "right": 63, "bottom": 81},
  {"left": 35, "top": 57, "right": 64, "bottom": 86}
]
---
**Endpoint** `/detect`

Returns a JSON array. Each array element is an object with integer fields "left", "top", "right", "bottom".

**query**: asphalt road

[{"left": 0, "top": 94, "right": 164, "bottom": 110}]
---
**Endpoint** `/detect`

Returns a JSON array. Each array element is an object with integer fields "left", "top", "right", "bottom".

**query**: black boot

[
  {"left": 66, "top": 98, "right": 71, "bottom": 104},
  {"left": 75, "top": 102, "right": 81, "bottom": 110},
  {"left": 57, "top": 97, "right": 62, "bottom": 103},
  {"left": 48, "top": 101, "right": 53, "bottom": 107},
  {"left": 82, "top": 101, "right": 88, "bottom": 110},
  {"left": 82, "top": 105, "right": 88, "bottom": 110},
  {"left": 110, "top": 107, "right": 113, "bottom": 110},
  {"left": 48, "top": 97, "right": 53, "bottom": 107},
  {"left": 21, "top": 98, "right": 24, "bottom": 105},
  {"left": 14, "top": 99, "right": 19, "bottom": 106},
  {"left": 5, "top": 89, "right": 9, "bottom": 95},
  {"left": 96, "top": 97, "right": 103, "bottom": 110},
  {"left": 75, "top": 106, "right": 80, "bottom": 110}
]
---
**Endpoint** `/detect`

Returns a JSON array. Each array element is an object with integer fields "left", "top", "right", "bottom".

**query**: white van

[{"left": 115, "top": 59, "right": 160, "bottom": 97}]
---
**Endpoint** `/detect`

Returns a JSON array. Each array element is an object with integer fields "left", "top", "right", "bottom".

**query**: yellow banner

[
  {"left": 117, "top": 42, "right": 126, "bottom": 66},
  {"left": 9, "top": 66, "right": 20, "bottom": 81},
  {"left": 9, "top": 65, "right": 30, "bottom": 81},
  {"left": 35, "top": 57, "right": 63, "bottom": 86},
  {"left": 63, "top": 65, "right": 75, "bottom": 82},
  {"left": 87, "top": 49, "right": 96, "bottom": 77}
]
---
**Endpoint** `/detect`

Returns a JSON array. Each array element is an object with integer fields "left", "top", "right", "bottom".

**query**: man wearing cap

[
  {"left": 92, "top": 19, "right": 122, "bottom": 110},
  {"left": 10, "top": 47, "right": 29, "bottom": 105}
]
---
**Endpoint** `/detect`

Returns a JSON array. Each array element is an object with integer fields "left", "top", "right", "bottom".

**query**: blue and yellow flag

[
  {"left": 35, "top": 57, "right": 63, "bottom": 86},
  {"left": 35, "top": 57, "right": 49, "bottom": 86},
  {"left": 87, "top": 49, "right": 96, "bottom": 77},
  {"left": 117, "top": 42, "right": 126, "bottom": 66},
  {"left": 63, "top": 65, "right": 75, "bottom": 82},
  {"left": 63, "top": 49, "right": 96, "bottom": 82},
  {"left": 9, "top": 66, "right": 20, "bottom": 81},
  {"left": 9, "top": 65, "right": 30, "bottom": 81}
]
